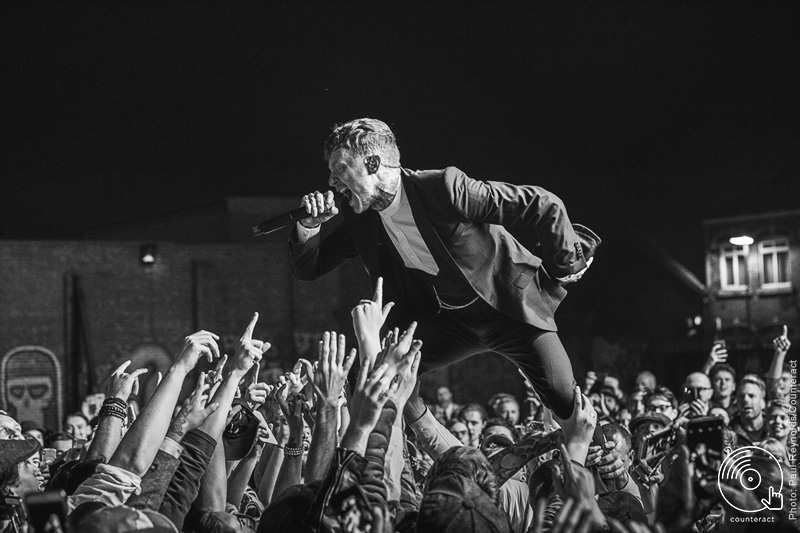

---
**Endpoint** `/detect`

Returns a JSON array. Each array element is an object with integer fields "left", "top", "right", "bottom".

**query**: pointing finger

[
  {"left": 783, "top": 325, "right": 788, "bottom": 338},
  {"left": 372, "top": 277, "right": 383, "bottom": 304},
  {"left": 130, "top": 368, "right": 149, "bottom": 380},
  {"left": 114, "top": 360, "right": 132, "bottom": 376},
  {"left": 242, "top": 312, "right": 259, "bottom": 341}
]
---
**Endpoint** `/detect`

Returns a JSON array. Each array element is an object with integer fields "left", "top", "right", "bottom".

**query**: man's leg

[
  {"left": 479, "top": 316, "right": 577, "bottom": 419},
  {"left": 411, "top": 310, "right": 486, "bottom": 375}
]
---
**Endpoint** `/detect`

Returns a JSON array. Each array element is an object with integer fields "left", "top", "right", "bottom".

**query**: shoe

[{"left": 572, "top": 224, "right": 601, "bottom": 263}]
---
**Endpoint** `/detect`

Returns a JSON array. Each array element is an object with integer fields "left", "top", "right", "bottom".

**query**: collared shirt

[
  {"left": 296, "top": 181, "right": 439, "bottom": 276},
  {"left": 377, "top": 182, "right": 439, "bottom": 276}
]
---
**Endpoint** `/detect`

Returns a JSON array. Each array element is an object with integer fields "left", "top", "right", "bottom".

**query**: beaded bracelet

[
  {"left": 103, "top": 397, "right": 127, "bottom": 410},
  {"left": 284, "top": 445, "right": 304, "bottom": 458},
  {"left": 98, "top": 405, "right": 126, "bottom": 420}
]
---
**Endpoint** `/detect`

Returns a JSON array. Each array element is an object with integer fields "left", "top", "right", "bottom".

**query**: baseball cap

[
  {"left": 629, "top": 413, "right": 670, "bottom": 435},
  {"left": 417, "top": 474, "right": 512, "bottom": 533},
  {"left": 71, "top": 504, "right": 178, "bottom": 533}
]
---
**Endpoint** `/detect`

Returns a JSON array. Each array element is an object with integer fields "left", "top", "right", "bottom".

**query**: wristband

[
  {"left": 104, "top": 397, "right": 127, "bottom": 409},
  {"left": 98, "top": 405, "right": 126, "bottom": 420},
  {"left": 284, "top": 445, "right": 304, "bottom": 458}
]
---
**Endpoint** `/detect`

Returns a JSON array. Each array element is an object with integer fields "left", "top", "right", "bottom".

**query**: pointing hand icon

[{"left": 761, "top": 486, "right": 783, "bottom": 511}]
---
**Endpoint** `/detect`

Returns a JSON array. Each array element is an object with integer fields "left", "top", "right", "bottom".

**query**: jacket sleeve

[
  {"left": 288, "top": 220, "right": 360, "bottom": 281},
  {"left": 441, "top": 167, "right": 587, "bottom": 278}
]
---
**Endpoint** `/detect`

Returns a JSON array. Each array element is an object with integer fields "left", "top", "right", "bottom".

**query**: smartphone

[
  {"left": 329, "top": 485, "right": 373, "bottom": 533},
  {"left": 714, "top": 339, "right": 727, "bottom": 351},
  {"left": 25, "top": 490, "right": 68, "bottom": 533},
  {"left": 686, "top": 416, "right": 724, "bottom": 492},
  {"left": 637, "top": 425, "right": 678, "bottom": 468},
  {"left": 73, "top": 438, "right": 86, "bottom": 449},
  {"left": 41, "top": 448, "right": 58, "bottom": 464},
  {"left": 3, "top": 495, "right": 26, "bottom": 533}
]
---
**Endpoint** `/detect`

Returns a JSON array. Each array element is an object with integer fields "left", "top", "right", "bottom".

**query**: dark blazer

[{"left": 290, "top": 167, "right": 588, "bottom": 331}]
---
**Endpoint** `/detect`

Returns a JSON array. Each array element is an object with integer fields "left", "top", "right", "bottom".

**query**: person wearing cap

[
  {"left": 0, "top": 437, "right": 42, "bottom": 531},
  {"left": 291, "top": 118, "right": 601, "bottom": 427},
  {"left": 417, "top": 446, "right": 513, "bottom": 533},
  {"left": 628, "top": 412, "right": 671, "bottom": 453}
]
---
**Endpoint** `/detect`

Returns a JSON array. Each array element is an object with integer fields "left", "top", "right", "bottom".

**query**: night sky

[{"left": 3, "top": 2, "right": 799, "bottom": 277}]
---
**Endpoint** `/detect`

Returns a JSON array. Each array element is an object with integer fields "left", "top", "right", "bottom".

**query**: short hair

[
  {"left": 47, "top": 431, "right": 73, "bottom": 446},
  {"left": 709, "top": 363, "right": 737, "bottom": 382},
  {"left": 644, "top": 386, "right": 678, "bottom": 410},
  {"left": 425, "top": 446, "right": 499, "bottom": 505},
  {"left": 482, "top": 417, "right": 519, "bottom": 442},
  {"left": 323, "top": 118, "right": 401, "bottom": 166},
  {"left": 602, "top": 423, "right": 632, "bottom": 452},
  {"left": 63, "top": 411, "right": 89, "bottom": 425},
  {"left": 738, "top": 374, "right": 766, "bottom": 397},
  {"left": 458, "top": 403, "right": 488, "bottom": 423}
]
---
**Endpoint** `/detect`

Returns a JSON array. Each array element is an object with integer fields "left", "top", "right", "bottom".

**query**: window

[
  {"left": 720, "top": 244, "right": 748, "bottom": 291},
  {"left": 759, "top": 239, "right": 790, "bottom": 289}
]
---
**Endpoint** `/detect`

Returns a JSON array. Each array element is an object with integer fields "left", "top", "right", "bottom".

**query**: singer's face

[{"left": 327, "top": 149, "right": 377, "bottom": 214}]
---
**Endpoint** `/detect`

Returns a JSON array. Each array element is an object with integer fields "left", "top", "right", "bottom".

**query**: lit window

[
  {"left": 720, "top": 244, "right": 748, "bottom": 291},
  {"left": 759, "top": 239, "right": 790, "bottom": 289}
]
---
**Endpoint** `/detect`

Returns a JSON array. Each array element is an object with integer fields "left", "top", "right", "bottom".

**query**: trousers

[{"left": 410, "top": 297, "right": 577, "bottom": 419}]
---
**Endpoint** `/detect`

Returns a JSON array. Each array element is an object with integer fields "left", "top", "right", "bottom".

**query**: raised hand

[
  {"left": 389, "top": 340, "right": 423, "bottom": 409},
  {"left": 233, "top": 313, "right": 270, "bottom": 375},
  {"left": 375, "top": 321, "right": 418, "bottom": 373},
  {"left": 174, "top": 330, "right": 221, "bottom": 374},
  {"left": 108, "top": 361, "right": 149, "bottom": 401},
  {"left": 312, "top": 331, "right": 356, "bottom": 407},
  {"left": 708, "top": 343, "right": 728, "bottom": 365},
  {"left": 349, "top": 363, "right": 401, "bottom": 434},
  {"left": 167, "top": 372, "right": 220, "bottom": 442},
  {"left": 554, "top": 444, "right": 605, "bottom": 521},
  {"left": 773, "top": 325, "right": 791, "bottom": 354},
  {"left": 553, "top": 385, "right": 597, "bottom": 465},
  {"left": 299, "top": 190, "right": 339, "bottom": 228},
  {"left": 277, "top": 390, "right": 306, "bottom": 444},
  {"left": 351, "top": 277, "right": 395, "bottom": 365}
]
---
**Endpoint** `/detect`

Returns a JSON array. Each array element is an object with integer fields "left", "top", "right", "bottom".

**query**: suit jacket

[{"left": 289, "top": 167, "right": 588, "bottom": 331}]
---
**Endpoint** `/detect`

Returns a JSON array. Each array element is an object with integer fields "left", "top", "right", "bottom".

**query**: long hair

[{"left": 424, "top": 446, "right": 499, "bottom": 505}]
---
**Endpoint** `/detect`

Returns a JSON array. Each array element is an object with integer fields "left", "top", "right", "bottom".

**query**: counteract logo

[{"left": 718, "top": 446, "right": 784, "bottom": 512}]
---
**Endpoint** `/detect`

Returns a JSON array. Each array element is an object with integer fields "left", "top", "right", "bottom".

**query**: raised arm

[
  {"left": 351, "top": 277, "right": 395, "bottom": 371},
  {"left": 767, "top": 325, "right": 791, "bottom": 400},
  {"left": 306, "top": 331, "right": 356, "bottom": 482},
  {"left": 108, "top": 330, "right": 221, "bottom": 477},
  {"left": 85, "top": 361, "right": 148, "bottom": 463}
]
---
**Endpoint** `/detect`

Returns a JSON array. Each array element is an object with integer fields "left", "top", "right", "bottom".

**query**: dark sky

[{"left": 3, "top": 1, "right": 799, "bottom": 276}]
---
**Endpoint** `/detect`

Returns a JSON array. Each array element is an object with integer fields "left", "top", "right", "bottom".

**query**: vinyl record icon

[{"left": 718, "top": 446, "right": 784, "bottom": 512}]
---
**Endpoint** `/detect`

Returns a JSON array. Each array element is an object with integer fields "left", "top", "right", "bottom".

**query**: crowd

[{"left": 0, "top": 281, "right": 796, "bottom": 533}]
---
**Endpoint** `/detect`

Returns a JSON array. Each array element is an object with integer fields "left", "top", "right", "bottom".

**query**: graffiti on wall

[{"left": 0, "top": 346, "right": 63, "bottom": 431}]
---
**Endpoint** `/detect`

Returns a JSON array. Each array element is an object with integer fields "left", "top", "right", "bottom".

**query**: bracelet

[
  {"left": 284, "top": 445, "right": 304, "bottom": 458},
  {"left": 98, "top": 405, "right": 126, "bottom": 420},
  {"left": 104, "top": 397, "right": 127, "bottom": 410}
]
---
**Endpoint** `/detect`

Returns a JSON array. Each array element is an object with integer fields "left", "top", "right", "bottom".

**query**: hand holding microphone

[
  {"left": 252, "top": 190, "right": 339, "bottom": 236},
  {"left": 299, "top": 190, "right": 339, "bottom": 229}
]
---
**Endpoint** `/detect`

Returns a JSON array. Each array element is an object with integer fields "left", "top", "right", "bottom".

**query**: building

[{"left": 703, "top": 209, "right": 799, "bottom": 374}]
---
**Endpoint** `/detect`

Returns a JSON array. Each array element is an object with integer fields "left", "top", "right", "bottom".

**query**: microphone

[{"left": 252, "top": 207, "right": 310, "bottom": 237}]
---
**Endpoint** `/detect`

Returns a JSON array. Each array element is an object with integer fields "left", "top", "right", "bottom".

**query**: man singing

[{"left": 289, "top": 118, "right": 599, "bottom": 420}]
